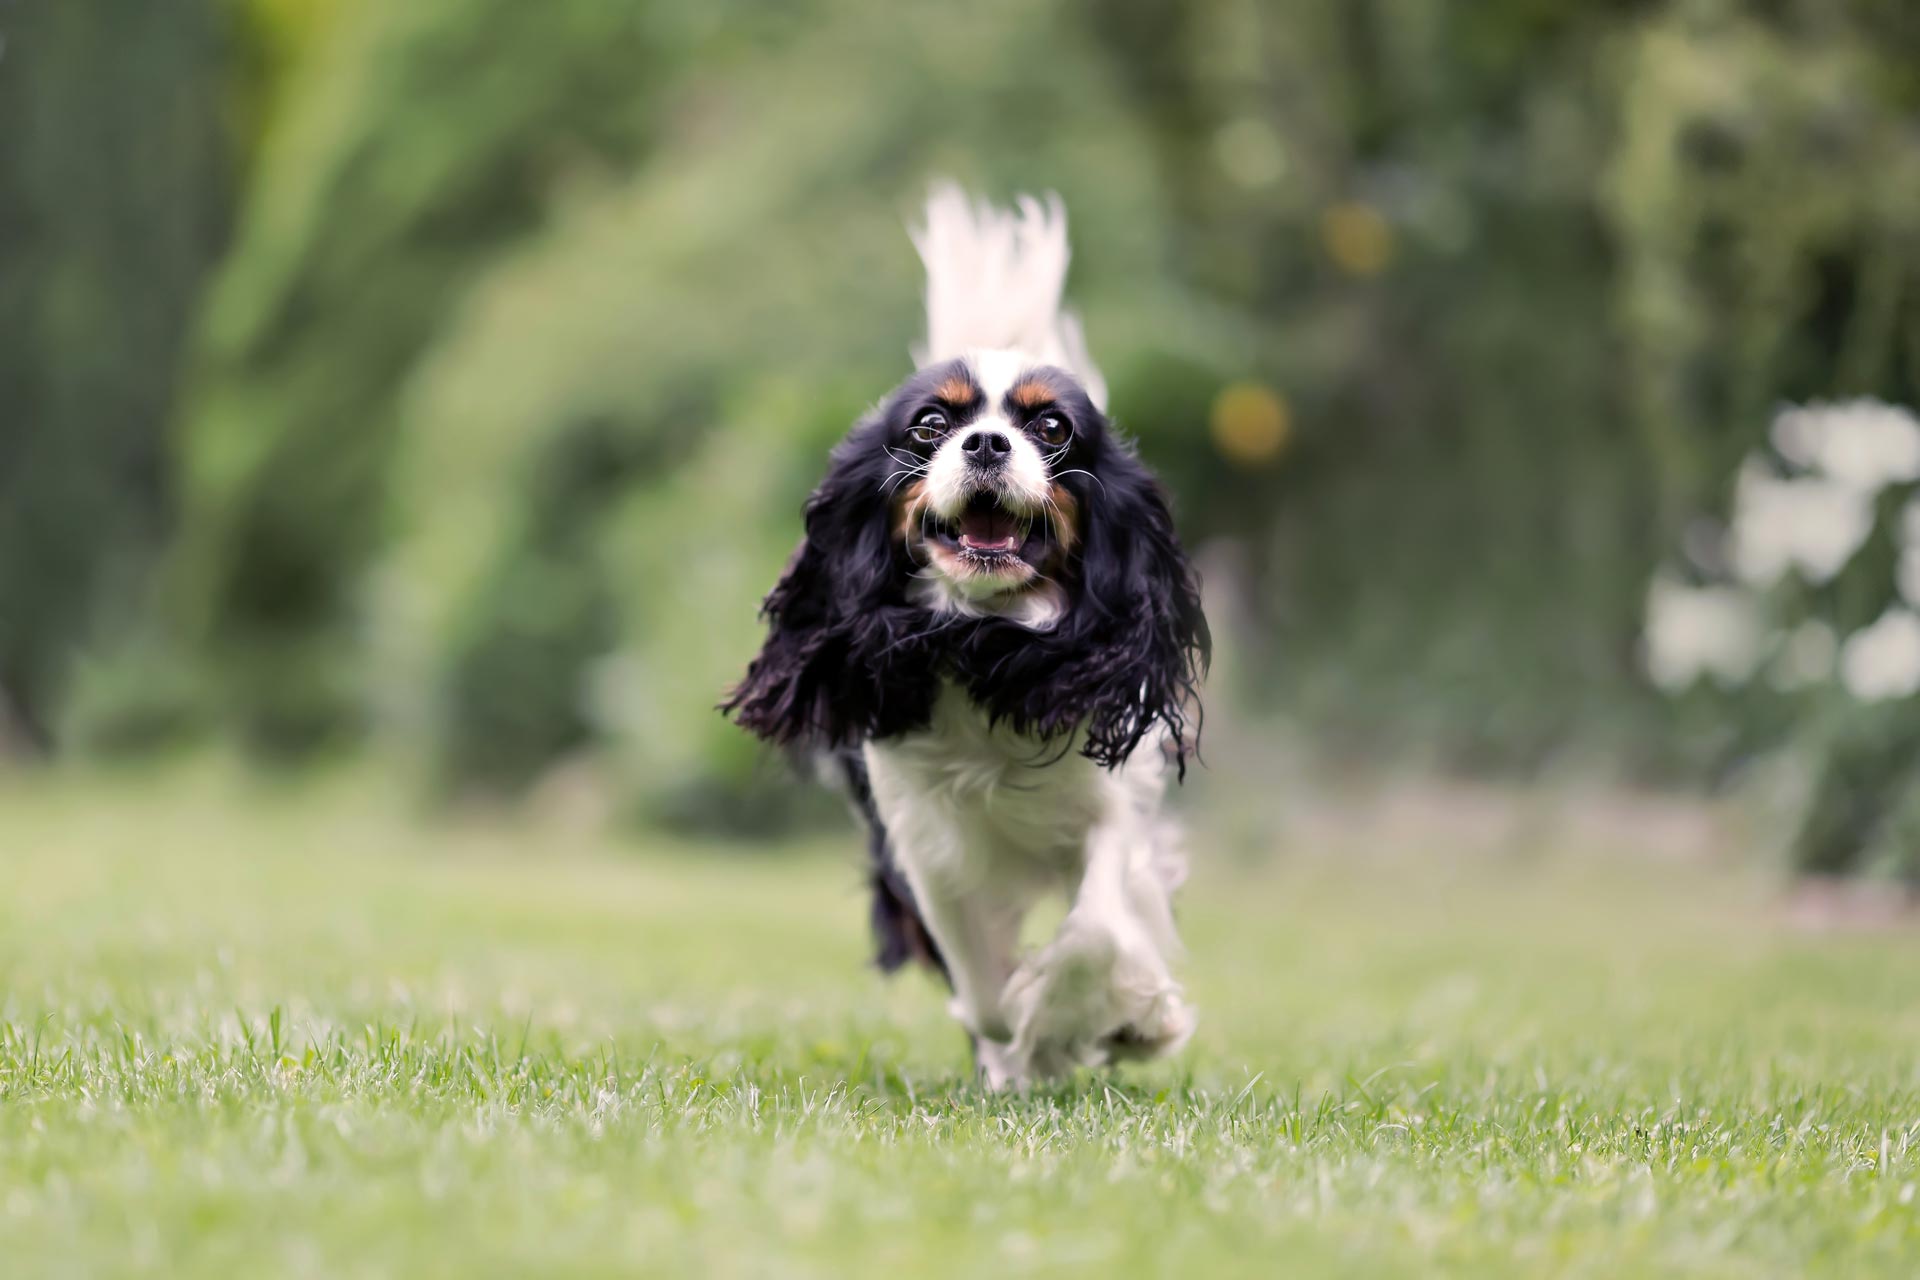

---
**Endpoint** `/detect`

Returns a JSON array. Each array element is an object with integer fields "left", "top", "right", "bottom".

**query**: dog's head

[
  {"left": 887, "top": 353, "right": 1090, "bottom": 623},
  {"left": 724, "top": 191, "right": 1208, "bottom": 771}
]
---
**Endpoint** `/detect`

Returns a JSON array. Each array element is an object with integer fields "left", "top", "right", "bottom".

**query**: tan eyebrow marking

[
  {"left": 1009, "top": 379, "right": 1055, "bottom": 410},
  {"left": 934, "top": 373, "right": 980, "bottom": 405}
]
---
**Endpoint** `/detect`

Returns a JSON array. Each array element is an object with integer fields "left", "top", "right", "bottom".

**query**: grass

[{"left": 3, "top": 773, "right": 1919, "bottom": 1277}]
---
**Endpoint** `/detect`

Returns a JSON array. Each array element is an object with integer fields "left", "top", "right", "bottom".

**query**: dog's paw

[
  {"left": 1001, "top": 911, "right": 1194, "bottom": 1079},
  {"left": 1100, "top": 987, "right": 1196, "bottom": 1062}
]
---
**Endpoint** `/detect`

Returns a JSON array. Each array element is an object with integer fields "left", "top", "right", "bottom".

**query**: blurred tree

[
  {"left": 1084, "top": 0, "right": 1678, "bottom": 769},
  {"left": 1612, "top": 5, "right": 1920, "bottom": 879},
  {"left": 61, "top": 0, "right": 1917, "bottom": 849},
  {"left": 223, "top": 0, "right": 357, "bottom": 167},
  {"left": 168, "top": 0, "right": 673, "bottom": 754},
  {"left": 1606, "top": 4, "right": 1920, "bottom": 515},
  {"left": 0, "top": 0, "right": 230, "bottom": 752}
]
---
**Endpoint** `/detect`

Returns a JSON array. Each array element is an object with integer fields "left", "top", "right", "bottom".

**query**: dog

[{"left": 724, "top": 184, "right": 1209, "bottom": 1088}]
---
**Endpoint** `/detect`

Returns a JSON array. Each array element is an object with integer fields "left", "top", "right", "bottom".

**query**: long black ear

[
  {"left": 722, "top": 420, "right": 939, "bottom": 748},
  {"left": 1044, "top": 450, "right": 1211, "bottom": 773}
]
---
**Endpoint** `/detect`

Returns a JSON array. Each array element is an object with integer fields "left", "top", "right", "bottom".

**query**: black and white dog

[{"left": 725, "top": 186, "right": 1209, "bottom": 1087}]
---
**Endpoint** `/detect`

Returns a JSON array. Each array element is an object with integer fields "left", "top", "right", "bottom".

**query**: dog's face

[
  {"left": 884, "top": 353, "right": 1090, "bottom": 617},
  {"left": 726, "top": 347, "right": 1208, "bottom": 771}
]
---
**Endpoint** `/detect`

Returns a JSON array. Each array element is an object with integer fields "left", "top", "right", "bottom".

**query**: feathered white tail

[{"left": 910, "top": 182, "right": 1108, "bottom": 410}]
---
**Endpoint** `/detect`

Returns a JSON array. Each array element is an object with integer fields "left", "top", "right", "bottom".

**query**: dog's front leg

[
  {"left": 865, "top": 745, "right": 1031, "bottom": 1087},
  {"left": 901, "top": 877, "right": 1025, "bottom": 1086},
  {"left": 1003, "top": 803, "right": 1195, "bottom": 1079}
]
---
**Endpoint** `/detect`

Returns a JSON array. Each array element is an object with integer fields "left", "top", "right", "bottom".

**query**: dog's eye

[
  {"left": 908, "top": 411, "right": 947, "bottom": 444},
  {"left": 1034, "top": 413, "right": 1071, "bottom": 448}
]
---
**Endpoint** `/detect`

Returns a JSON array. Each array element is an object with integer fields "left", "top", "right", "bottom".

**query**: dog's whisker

[
  {"left": 1050, "top": 468, "right": 1106, "bottom": 495},
  {"left": 881, "top": 461, "right": 930, "bottom": 495}
]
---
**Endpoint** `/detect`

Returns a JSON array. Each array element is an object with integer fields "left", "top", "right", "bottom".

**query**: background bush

[{"left": 7, "top": 0, "right": 1920, "bottom": 837}]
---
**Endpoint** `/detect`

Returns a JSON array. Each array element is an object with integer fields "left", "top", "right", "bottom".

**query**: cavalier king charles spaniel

[{"left": 725, "top": 185, "right": 1208, "bottom": 1088}]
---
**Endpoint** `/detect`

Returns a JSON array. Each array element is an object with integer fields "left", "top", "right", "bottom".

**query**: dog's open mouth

[{"left": 929, "top": 492, "right": 1036, "bottom": 561}]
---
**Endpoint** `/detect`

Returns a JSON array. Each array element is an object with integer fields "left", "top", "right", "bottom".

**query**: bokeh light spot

[
  {"left": 1209, "top": 382, "right": 1291, "bottom": 466},
  {"left": 1321, "top": 201, "right": 1394, "bottom": 277}
]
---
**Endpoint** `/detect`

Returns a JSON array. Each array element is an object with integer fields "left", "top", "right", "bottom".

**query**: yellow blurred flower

[
  {"left": 1321, "top": 202, "right": 1394, "bottom": 277},
  {"left": 1209, "top": 383, "right": 1291, "bottom": 466}
]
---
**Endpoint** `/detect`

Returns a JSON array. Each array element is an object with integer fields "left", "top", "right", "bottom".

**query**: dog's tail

[{"left": 910, "top": 181, "right": 1108, "bottom": 410}]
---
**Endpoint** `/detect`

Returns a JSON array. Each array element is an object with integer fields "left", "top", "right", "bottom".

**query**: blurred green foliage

[
  {"left": 8, "top": 0, "right": 1920, "bottom": 834},
  {"left": 0, "top": 1, "right": 229, "bottom": 749}
]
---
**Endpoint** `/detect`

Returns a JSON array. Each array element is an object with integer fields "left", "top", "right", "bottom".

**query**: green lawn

[{"left": 2, "top": 774, "right": 1917, "bottom": 1277}]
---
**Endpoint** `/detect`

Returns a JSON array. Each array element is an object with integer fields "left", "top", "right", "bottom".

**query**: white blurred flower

[
  {"left": 1643, "top": 576, "right": 1762, "bottom": 691},
  {"left": 1770, "top": 406, "right": 1819, "bottom": 469},
  {"left": 1839, "top": 608, "right": 1920, "bottom": 702},
  {"left": 1770, "top": 399, "right": 1920, "bottom": 493},
  {"left": 1727, "top": 460, "right": 1873, "bottom": 585},
  {"left": 1769, "top": 620, "right": 1837, "bottom": 691}
]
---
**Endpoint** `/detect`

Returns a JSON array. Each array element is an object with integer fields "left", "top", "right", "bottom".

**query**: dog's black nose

[{"left": 962, "top": 430, "right": 1012, "bottom": 462}]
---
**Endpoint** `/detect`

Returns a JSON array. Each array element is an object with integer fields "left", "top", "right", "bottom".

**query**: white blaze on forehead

[
  {"left": 1841, "top": 607, "right": 1920, "bottom": 702},
  {"left": 923, "top": 348, "right": 1052, "bottom": 516},
  {"left": 968, "top": 347, "right": 1028, "bottom": 400}
]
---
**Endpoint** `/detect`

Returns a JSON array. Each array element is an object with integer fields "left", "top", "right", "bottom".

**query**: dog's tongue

[{"left": 959, "top": 501, "right": 1019, "bottom": 552}]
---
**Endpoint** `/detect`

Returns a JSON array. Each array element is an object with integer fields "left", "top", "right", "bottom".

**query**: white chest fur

[{"left": 862, "top": 683, "right": 1113, "bottom": 892}]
